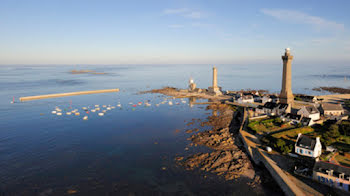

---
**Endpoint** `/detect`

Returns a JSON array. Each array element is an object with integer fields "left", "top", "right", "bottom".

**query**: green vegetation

[
  {"left": 271, "top": 126, "right": 314, "bottom": 141},
  {"left": 274, "top": 138, "right": 293, "bottom": 154},
  {"left": 247, "top": 117, "right": 291, "bottom": 134},
  {"left": 321, "top": 124, "right": 341, "bottom": 146},
  {"left": 339, "top": 120, "right": 350, "bottom": 136},
  {"left": 294, "top": 97, "right": 303, "bottom": 101},
  {"left": 344, "top": 99, "right": 350, "bottom": 108},
  {"left": 262, "top": 126, "right": 314, "bottom": 154}
]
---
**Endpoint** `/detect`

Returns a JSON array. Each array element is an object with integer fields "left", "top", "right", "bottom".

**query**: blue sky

[{"left": 0, "top": 0, "right": 349, "bottom": 65}]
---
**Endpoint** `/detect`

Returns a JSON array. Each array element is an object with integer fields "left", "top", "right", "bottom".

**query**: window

[
  {"left": 300, "top": 149, "right": 303, "bottom": 154},
  {"left": 308, "top": 151, "right": 312, "bottom": 155}
]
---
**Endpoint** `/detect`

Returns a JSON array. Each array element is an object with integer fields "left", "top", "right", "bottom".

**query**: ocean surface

[{"left": 0, "top": 64, "right": 349, "bottom": 195}]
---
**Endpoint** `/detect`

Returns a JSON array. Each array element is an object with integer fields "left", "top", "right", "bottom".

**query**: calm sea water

[{"left": 0, "top": 64, "right": 349, "bottom": 195}]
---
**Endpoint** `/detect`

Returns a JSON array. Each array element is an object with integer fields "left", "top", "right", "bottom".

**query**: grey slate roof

[
  {"left": 321, "top": 103, "right": 344, "bottom": 111},
  {"left": 305, "top": 105, "right": 319, "bottom": 114},
  {"left": 301, "top": 117, "right": 312, "bottom": 125},
  {"left": 314, "top": 161, "right": 350, "bottom": 178},
  {"left": 285, "top": 113, "right": 302, "bottom": 120},
  {"left": 296, "top": 135, "right": 316, "bottom": 150},
  {"left": 263, "top": 102, "right": 278, "bottom": 109},
  {"left": 278, "top": 103, "right": 289, "bottom": 110}
]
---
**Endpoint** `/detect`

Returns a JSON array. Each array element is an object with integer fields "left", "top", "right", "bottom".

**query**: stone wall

[{"left": 237, "top": 107, "right": 310, "bottom": 196}]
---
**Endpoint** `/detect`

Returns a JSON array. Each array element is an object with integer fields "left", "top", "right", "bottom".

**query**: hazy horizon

[{"left": 1, "top": 0, "right": 350, "bottom": 65}]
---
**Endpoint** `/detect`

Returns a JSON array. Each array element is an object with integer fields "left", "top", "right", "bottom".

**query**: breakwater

[{"left": 19, "top": 89, "right": 120, "bottom": 101}]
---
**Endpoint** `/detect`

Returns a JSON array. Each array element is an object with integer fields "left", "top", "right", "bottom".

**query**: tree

[
  {"left": 339, "top": 121, "right": 350, "bottom": 136},
  {"left": 322, "top": 124, "right": 340, "bottom": 146},
  {"left": 274, "top": 138, "right": 292, "bottom": 154},
  {"left": 328, "top": 124, "right": 340, "bottom": 138}
]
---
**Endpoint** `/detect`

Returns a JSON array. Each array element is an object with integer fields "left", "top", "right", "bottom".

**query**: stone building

[{"left": 313, "top": 161, "right": 350, "bottom": 192}]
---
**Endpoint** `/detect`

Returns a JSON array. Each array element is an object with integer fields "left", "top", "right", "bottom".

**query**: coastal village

[
  {"left": 148, "top": 48, "right": 350, "bottom": 195},
  {"left": 12, "top": 49, "right": 350, "bottom": 195}
]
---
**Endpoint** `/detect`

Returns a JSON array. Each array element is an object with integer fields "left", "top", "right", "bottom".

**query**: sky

[{"left": 0, "top": 0, "right": 349, "bottom": 65}]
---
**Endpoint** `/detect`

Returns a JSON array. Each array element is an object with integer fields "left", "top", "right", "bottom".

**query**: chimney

[
  {"left": 316, "top": 137, "right": 320, "bottom": 143},
  {"left": 297, "top": 133, "right": 302, "bottom": 139}
]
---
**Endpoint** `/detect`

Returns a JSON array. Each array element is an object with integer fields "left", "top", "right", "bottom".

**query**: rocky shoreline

[
  {"left": 142, "top": 88, "right": 279, "bottom": 191},
  {"left": 175, "top": 104, "right": 256, "bottom": 181}
]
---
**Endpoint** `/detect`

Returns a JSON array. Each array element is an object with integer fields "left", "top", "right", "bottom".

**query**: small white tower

[{"left": 188, "top": 77, "right": 196, "bottom": 91}]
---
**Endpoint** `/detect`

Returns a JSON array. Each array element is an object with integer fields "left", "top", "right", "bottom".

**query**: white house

[
  {"left": 297, "top": 105, "right": 320, "bottom": 125},
  {"left": 237, "top": 95, "right": 254, "bottom": 104},
  {"left": 295, "top": 133, "right": 322, "bottom": 158},
  {"left": 262, "top": 95, "right": 272, "bottom": 104},
  {"left": 256, "top": 102, "right": 288, "bottom": 116}
]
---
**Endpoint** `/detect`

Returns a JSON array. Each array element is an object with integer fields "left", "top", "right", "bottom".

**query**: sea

[{"left": 0, "top": 64, "right": 349, "bottom": 195}]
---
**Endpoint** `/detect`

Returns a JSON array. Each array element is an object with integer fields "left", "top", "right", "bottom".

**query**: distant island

[{"left": 70, "top": 69, "right": 107, "bottom": 75}]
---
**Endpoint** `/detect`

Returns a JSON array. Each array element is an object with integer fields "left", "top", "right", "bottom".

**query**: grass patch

[
  {"left": 271, "top": 126, "right": 315, "bottom": 141},
  {"left": 247, "top": 117, "right": 292, "bottom": 134}
]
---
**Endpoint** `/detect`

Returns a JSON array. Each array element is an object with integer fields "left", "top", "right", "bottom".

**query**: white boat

[
  {"left": 107, "top": 107, "right": 111, "bottom": 110},
  {"left": 52, "top": 111, "right": 57, "bottom": 114},
  {"left": 102, "top": 110, "right": 107, "bottom": 113},
  {"left": 66, "top": 112, "right": 71, "bottom": 115},
  {"left": 102, "top": 105, "right": 106, "bottom": 108},
  {"left": 83, "top": 116, "right": 88, "bottom": 120},
  {"left": 168, "top": 101, "right": 173, "bottom": 105},
  {"left": 75, "top": 112, "right": 80, "bottom": 116},
  {"left": 95, "top": 105, "right": 99, "bottom": 107},
  {"left": 57, "top": 112, "right": 62, "bottom": 116},
  {"left": 91, "top": 109, "right": 96, "bottom": 112},
  {"left": 117, "top": 104, "right": 121, "bottom": 107},
  {"left": 98, "top": 113, "right": 104, "bottom": 116}
]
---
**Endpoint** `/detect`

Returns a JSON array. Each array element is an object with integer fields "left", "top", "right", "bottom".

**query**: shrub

[
  {"left": 339, "top": 121, "right": 350, "bottom": 136},
  {"left": 273, "top": 138, "right": 293, "bottom": 154},
  {"left": 274, "top": 117, "right": 283, "bottom": 126},
  {"left": 321, "top": 124, "right": 341, "bottom": 146}
]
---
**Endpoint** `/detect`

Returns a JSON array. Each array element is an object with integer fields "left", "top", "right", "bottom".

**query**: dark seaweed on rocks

[
  {"left": 177, "top": 104, "right": 253, "bottom": 181},
  {"left": 313, "top": 86, "right": 350, "bottom": 94}
]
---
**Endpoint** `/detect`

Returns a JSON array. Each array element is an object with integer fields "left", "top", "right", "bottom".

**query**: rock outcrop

[{"left": 178, "top": 104, "right": 253, "bottom": 181}]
